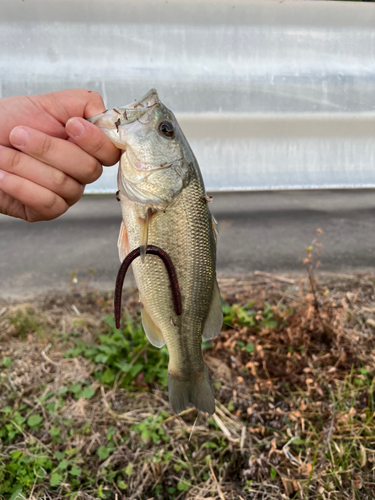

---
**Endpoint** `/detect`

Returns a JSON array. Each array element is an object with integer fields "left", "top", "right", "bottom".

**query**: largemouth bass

[{"left": 89, "top": 89, "right": 223, "bottom": 415}]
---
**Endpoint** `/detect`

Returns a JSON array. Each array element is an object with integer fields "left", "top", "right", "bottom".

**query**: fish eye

[{"left": 158, "top": 121, "right": 174, "bottom": 138}]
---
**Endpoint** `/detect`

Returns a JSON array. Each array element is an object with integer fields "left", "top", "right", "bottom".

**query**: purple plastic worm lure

[{"left": 114, "top": 245, "right": 182, "bottom": 329}]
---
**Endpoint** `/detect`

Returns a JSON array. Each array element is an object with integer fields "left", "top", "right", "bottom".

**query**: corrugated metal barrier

[{"left": 1, "top": 0, "right": 375, "bottom": 192}]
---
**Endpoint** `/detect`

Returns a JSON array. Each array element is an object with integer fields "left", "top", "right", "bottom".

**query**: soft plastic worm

[{"left": 114, "top": 245, "right": 182, "bottom": 329}]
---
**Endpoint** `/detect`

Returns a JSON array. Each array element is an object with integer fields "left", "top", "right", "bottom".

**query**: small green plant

[
  {"left": 177, "top": 480, "right": 191, "bottom": 492},
  {"left": 1, "top": 357, "right": 11, "bottom": 368},
  {"left": 131, "top": 414, "right": 169, "bottom": 445},
  {"left": 0, "top": 449, "right": 54, "bottom": 495},
  {"left": 27, "top": 414, "right": 43, "bottom": 429},
  {"left": 7, "top": 308, "right": 44, "bottom": 339},
  {"left": 64, "top": 315, "right": 169, "bottom": 388},
  {"left": 0, "top": 409, "right": 26, "bottom": 444},
  {"left": 244, "top": 479, "right": 253, "bottom": 493},
  {"left": 97, "top": 445, "right": 114, "bottom": 461},
  {"left": 222, "top": 301, "right": 280, "bottom": 331}
]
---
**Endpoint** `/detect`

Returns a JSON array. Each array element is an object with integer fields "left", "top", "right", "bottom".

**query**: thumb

[{"left": 38, "top": 89, "right": 108, "bottom": 123}]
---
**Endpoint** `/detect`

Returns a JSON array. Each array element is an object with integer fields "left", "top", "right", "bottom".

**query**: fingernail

[
  {"left": 10, "top": 127, "right": 29, "bottom": 148},
  {"left": 0, "top": 169, "right": 5, "bottom": 180},
  {"left": 66, "top": 118, "right": 85, "bottom": 138}
]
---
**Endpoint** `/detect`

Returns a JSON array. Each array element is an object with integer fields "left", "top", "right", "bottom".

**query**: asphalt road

[{"left": 1, "top": 190, "right": 375, "bottom": 299}]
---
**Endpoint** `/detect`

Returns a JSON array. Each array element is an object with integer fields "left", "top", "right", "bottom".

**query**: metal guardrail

[{"left": 1, "top": 0, "right": 375, "bottom": 192}]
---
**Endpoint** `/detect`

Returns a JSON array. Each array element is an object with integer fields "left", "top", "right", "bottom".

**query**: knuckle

[
  {"left": 76, "top": 182, "right": 85, "bottom": 198},
  {"left": 88, "top": 90, "right": 105, "bottom": 108},
  {"left": 84, "top": 157, "right": 102, "bottom": 183},
  {"left": 25, "top": 212, "right": 40, "bottom": 223},
  {"left": 83, "top": 131, "right": 108, "bottom": 158},
  {"left": 39, "top": 195, "right": 68, "bottom": 220},
  {"left": 89, "top": 90, "right": 103, "bottom": 102},
  {"left": 41, "top": 192, "right": 60, "bottom": 213},
  {"left": 88, "top": 139, "right": 102, "bottom": 157},
  {"left": 37, "top": 134, "right": 52, "bottom": 158},
  {"left": 66, "top": 182, "right": 85, "bottom": 206},
  {"left": 5, "top": 149, "right": 22, "bottom": 172},
  {"left": 51, "top": 169, "right": 69, "bottom": 191}
]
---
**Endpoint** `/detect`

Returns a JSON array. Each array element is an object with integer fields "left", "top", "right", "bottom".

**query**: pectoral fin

[
  {"left": 202, "top": 280, "right": 223, "bottom": 340},
  {"left": 117, "top": 221, "right": 129, "bottom": 262},
  {"left": 141, "top": 305, "right": 165, "bottom": 348},
  {"left": 139, "top": 209, "right": 152, "bottom": 262}
]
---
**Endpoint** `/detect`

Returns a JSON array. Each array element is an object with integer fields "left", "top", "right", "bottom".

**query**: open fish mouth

[
  {"left": 87, "top": 89, "right": 159, "bottom": 129},
  {"left": 124, "top": 88, "right": 159, "bottom": 114},
  {"left": 113, "top": 88, "right": 159, "bottom": 125}
]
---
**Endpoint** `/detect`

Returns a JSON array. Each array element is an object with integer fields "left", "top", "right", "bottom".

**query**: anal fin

[
  {"left": 202, "top": 280, "right": 223, "bottom": 340},
  {"left": 141, "top": 305, "right": 165, "bottom": 348}
]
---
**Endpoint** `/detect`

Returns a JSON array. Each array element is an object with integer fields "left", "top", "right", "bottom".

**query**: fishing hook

[{"left": 114, "top": 245, "right": 182, "bottom": 329}]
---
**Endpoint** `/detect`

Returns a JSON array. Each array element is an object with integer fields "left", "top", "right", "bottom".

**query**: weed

[
  {"left": 6, "top": 307, "right": 45, "bottom": 340},
  {"left": 64, "top": 314, "right": 169, "bottom": 388},
  {"left": 131, "top": 413, "right": 169, "bottom": 445}
]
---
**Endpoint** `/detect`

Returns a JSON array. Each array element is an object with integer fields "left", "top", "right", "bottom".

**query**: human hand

[{"left": 0, "top": 89, "right": 121, "bottom": 222}]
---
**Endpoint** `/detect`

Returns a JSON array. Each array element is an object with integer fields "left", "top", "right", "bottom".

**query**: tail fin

[{"left": 168, "top": 365, "right": 215, "bottom": 415}]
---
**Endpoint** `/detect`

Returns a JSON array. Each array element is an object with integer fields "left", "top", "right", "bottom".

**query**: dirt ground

[{"left": 0, "top": 267, "right": 375, "bottom": 499}]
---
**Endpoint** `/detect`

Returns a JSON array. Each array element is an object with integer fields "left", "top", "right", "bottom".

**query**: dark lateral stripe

[{"left": 114, "top": 245, "right": 182, "bottom": 329}]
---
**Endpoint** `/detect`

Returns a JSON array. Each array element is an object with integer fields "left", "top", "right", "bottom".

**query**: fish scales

[
  {"left": 121, "top": 177, "right": 214, "bottom": 377},
  {"left": 88, "top": 89, "right": 223, "bottom": 414}
]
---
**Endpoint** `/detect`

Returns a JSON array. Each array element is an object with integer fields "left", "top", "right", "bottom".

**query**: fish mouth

[
  {"left": 87, "top": 89, "right": 159, "bottom": 128},
  {"left": 127, "top": 88, "right": 159, "bottom": 112},
  {"left": 115, "top": 88, "right": 159, "bottom": 125}
]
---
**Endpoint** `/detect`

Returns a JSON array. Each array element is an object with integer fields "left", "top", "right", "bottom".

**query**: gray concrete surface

[{"left": 1, "top": 190, "right": 375, "bottom": 299}]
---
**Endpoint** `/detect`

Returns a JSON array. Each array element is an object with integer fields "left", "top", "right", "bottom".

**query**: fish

[{"left": 88, "top": 89, "right": 223, "bottom": 415}]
